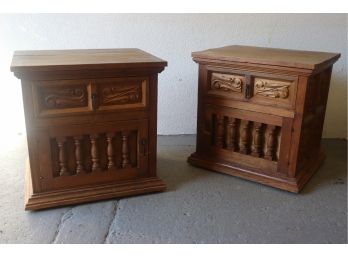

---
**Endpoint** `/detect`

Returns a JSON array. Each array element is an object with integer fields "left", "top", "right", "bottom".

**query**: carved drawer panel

[
  {"left": 250, "top": 77, "right": 296, "bottom": 109},
  {"left": 96, "top": 77, "right": 147, "bottom": 111},
  {"left": 208, "top": 72, "right": 245, "bottom": 100},
  {"left": 33, "top": 80, "right": 91, "bottom": 117}
]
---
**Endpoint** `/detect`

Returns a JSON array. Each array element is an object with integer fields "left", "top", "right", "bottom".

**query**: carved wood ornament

[
  {"left": 214, "top": 115, "right": 225, "bottom": 147},
  {"left": 106, "top": 133, "right": 116, "bottom": 170},
  {"left": 226, "top": 117, "right": 238, "bottom": 151},
  {"left": 211, "top": 73, "right": 243, "bottom": 92},
  {"left": 43, "top": 87, "right": 87, "bottom": 109},
  {"left": 240, "top": 120, "right": 251, "bottom": 154},
  {"left": 254, "top": 79, "right": 290, "bottom": 99},
  {"left": 121, "top": 132, "right": 131, "bottom": 168},
  {"left": 265, "top": 125, "right": 277, "bottom": 161},
  {"left": 56, "top": 137, "right": 69, "bottom": 176},
  {"left": 102, "top": 84, "right": 142, "bottom": 105},
  {"left": 90, "top": 134, "right": 101, "bottom": 172},
  {"left": 74, "top": 136, "right": 86, "bottom": 175},
  {"left": 251, "top": 122, "right": 263, "bottom": 157}
]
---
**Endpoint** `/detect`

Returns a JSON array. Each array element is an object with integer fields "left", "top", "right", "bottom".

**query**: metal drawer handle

[
  {"left": 245, "top": 75, "right": 252, "bottom": 99},
  {"left": 141, "top": 138, "right": 148, "bottom": 156},
  {"left": 91, "top": 93, "right": 98, "bottom": 111}
]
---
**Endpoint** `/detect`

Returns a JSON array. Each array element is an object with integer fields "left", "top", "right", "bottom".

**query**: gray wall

[{"left": 0, "top": 14, "right": 346, "bottom": 138}]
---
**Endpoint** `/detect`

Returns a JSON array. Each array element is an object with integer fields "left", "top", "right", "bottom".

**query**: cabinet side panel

[
  {"left": 196, "top": 65, "right": 208, "bottom": 156},
  {"left": 148, "top": 74, "right": 158, "bottom": 177},
  {"left": 20, "top": 80, "right": 45, "bottom": 193},
  {"left": 296, "top": 67, "right": 333, "bottom": 173},
  {"left": 287, "top": 76, "right": 308, "bottom": 177}
]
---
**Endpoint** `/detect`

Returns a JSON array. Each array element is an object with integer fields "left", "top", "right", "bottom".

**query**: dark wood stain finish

[
  {"left": 188, "top": 45, "right": 340, "bottom": 193},
  {"left": 11, "top": 48, "right": 167, "bottom": 210}
]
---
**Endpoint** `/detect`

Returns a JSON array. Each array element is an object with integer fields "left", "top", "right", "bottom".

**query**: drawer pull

[
  {"left": 91, "top": 93, "right": 98, "bottom": 111},
  {"left": 245, "top": 75, "right": 252, "bottom": 99},
  {"left": 141, "top": 138, "right": 148, "bottom": 156}
]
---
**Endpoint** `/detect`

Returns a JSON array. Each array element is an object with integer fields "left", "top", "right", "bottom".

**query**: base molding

[
  {"left": 25, "top": 161, "right": 166, "bottom": 211},
  {"left": 187, "top": 152, "right": 325, "bottom": 193}
]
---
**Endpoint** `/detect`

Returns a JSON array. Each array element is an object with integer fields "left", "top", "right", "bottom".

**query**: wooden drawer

[
  {"left": 205, "top": 68, "right": 298, "bottom": 113},
  {"left": 32, "top": 77, "right": 148, "bottom": 117},
  {"left": 208, "top": 72, "right": 245, "bottom": 101},
  {"left": 249, "top": 76, "right": 297, "bottom": 109},
  {"left": 95, "top": 77, "right": 147, "bottom": 111}
]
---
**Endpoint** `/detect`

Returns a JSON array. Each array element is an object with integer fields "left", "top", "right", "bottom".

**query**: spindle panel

[
  {"left": 37, "top": 119, "right": 149, "bottom": 191},
  {"left": 198, "top": 104, "right": 284, "bottom": 176}
]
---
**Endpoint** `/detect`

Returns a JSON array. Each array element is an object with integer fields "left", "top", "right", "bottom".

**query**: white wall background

[{"left": 0, "top": 14, "right": 346, "bottom": 138}]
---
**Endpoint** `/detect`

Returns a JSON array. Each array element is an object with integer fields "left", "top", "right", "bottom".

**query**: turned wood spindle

[
  {"left": 90, "top": 134, "right": 101, "bottom": 171},
  {"left": 251, "top": 122, "right": 263, "bottom": 157},
  {"left": 106, "top": 133, "right": 116, "bottom": 170},
  {"left": 74, "top": 136, "right": 85, "bottom": 175},
  {"left": 56, "top": 137, "right": 69, "bottom": 176},
  {"left": 265, "top": 125, "right": 277, "bottom": 161},
  {"left": 215, "top": 115, "right": 225, "bottom": 147},
  {"left": 226, "top": 117, "right": 238, "bottom": 151},
  {"left": 121, "top": 132, "right": 131, "bottom": 168},
  {"left": 240, "top": 120, "right": 251, "bottom": 154}
]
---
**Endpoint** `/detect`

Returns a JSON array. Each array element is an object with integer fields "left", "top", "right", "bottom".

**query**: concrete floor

[{"left": 0, "top": 135, "right": 346, "bottom": 243}]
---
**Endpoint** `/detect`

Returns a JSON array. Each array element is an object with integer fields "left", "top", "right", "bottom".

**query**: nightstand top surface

[
  {"left": 192, "top": 45, "right": 340, "bottom": 70},
  {"left": 11, "top": 48, "right": 167, "bottom": 72}
]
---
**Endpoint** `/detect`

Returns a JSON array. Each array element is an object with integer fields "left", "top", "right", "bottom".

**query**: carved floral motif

[
  {"left": 102, "top": 85, "right": 142, "bottom": 105},
  {"left": 254, "top": 79, "right": 290, "bottom": 99},
  {"left": 43, "top": 87, "right": 87, "bottom": 109},
  {"left": 211, "top": 73, "right": 243, "bottom": 92}
]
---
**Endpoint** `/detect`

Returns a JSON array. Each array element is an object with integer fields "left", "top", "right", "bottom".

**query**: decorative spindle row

[
  {"left": 55, "top": 132, "right": 133, "bottom": 177},
  {"left": 213, "top": 115, "right": 280, "bottom": 161}
]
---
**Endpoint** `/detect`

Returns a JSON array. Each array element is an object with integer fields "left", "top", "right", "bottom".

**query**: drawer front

[
  {"left": 32, "top": 77, "right": 148, "bottom": 117},
  {"left": 208, "top": 72, "right": 245, "bottom": 101},
  {"left": 33, "top": 80, "right": 91, "bottom": 116},
  {"left": 31, "top": 119, "right": 149, "bottom": 192},
  {"left": 205, "top": 68, "right": 297, "bottom": 111},
  {"left": 95, "top": 77, "right": 147, "bottom": 111},
  {"left": 250, "top": 76, "right": 296, "bottom": 109}
]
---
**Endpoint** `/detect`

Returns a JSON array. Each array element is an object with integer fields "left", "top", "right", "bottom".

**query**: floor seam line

[
  {"left": 50, "top": 207, "right": 74, "bottom": 244},
  {"left": 103, "top": 200, "right": 119, "bottom": 244}
]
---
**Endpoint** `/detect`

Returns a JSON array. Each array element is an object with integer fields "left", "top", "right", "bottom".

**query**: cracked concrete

[
  {"left": 51, "top": 201, "right": 118, "bottom": 244},
  {"left": 0, "top": 135, "right": 346, "bottom": 243},
  {"left": 103, "top": 201, "right": 119, "bottom": 243}
]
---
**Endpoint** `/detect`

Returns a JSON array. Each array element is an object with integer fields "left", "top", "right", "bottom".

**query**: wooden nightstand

[
  {"left": 11, "top": 48, "right": 167, "bottom": 210},
  {"left": 188, "top": 45, "right": 340, "bottom": 193}
]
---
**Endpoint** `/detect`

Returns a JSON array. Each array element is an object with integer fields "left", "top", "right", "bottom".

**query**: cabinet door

[
  {"left": 197, "top": 104, "right": 292, "bottom": 178},
  {"left": 31, "top": 119, "right": 149, "bottom": 192}
]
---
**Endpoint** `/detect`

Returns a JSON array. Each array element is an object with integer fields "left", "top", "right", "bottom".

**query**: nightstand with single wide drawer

[
  {"left": 188, "top": 45, "right": 340, "bottom": 193},
  {"left": 11, "top": 48, "right": 167, "bottom": 210}
]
